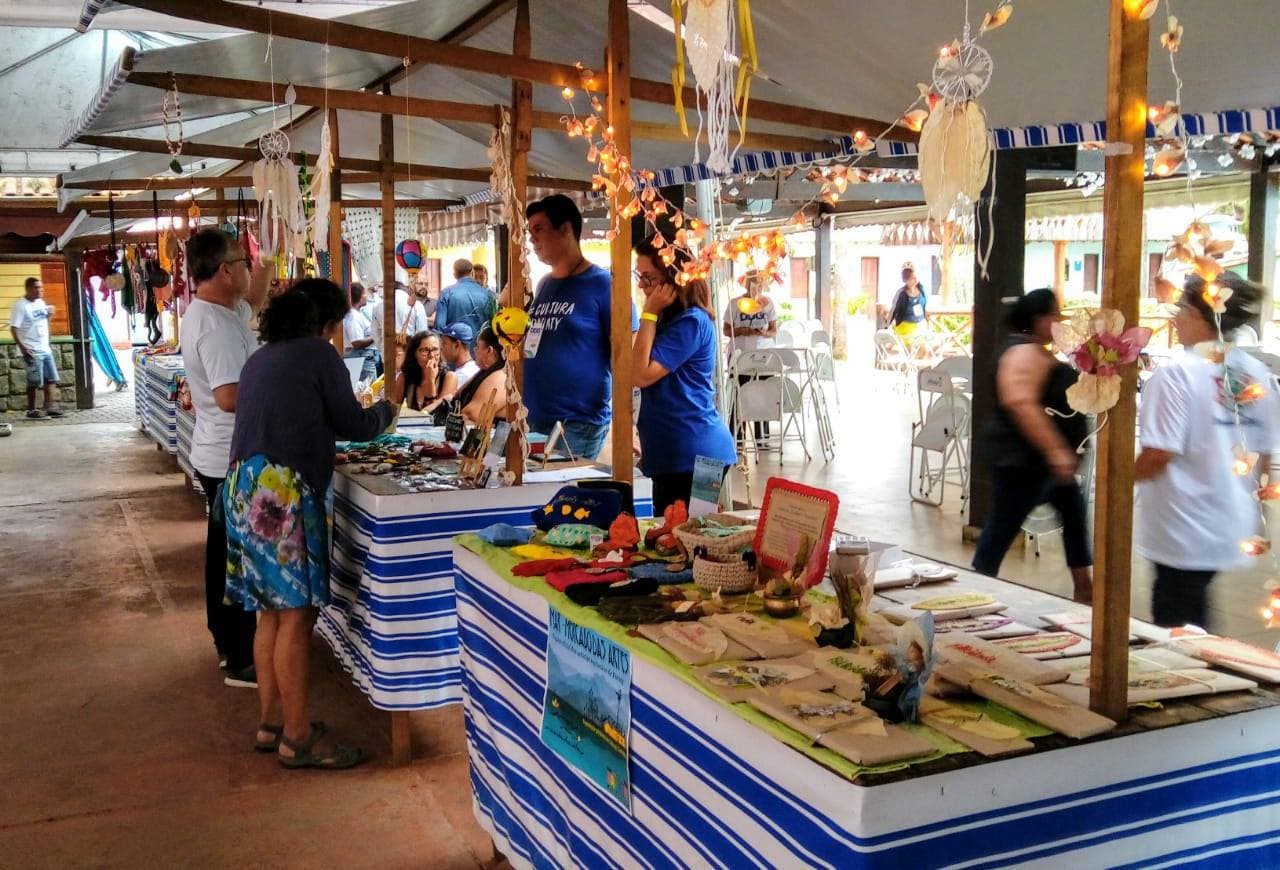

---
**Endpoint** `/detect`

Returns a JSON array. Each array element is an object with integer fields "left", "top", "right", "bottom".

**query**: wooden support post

[
  {"left": 389, "top": 710, "right": 412, "bottom": 766},
  {"left": 381, "top": 84, "right": 397, "bottom": 364},
  {"left": 505, "top": 0, "right": 532, "bottom": 483},
  {"left": 1052, "top": 239, "right": 1068, "bottom": 305},
  {"left": 966, "top": 152, "right": 1028, "bottom": 536},
  {"left": 328, "top": 108, "right": 345, "bottom": 354},
  {"left": 1089, "top": 0, "right": 1150, "bottom": 723},
  {"left": 1247, "top": 165, "right": 1278, "bottom": 336},
  {"left": 607, "top": 0, "right": 634, "bottom": 485}
]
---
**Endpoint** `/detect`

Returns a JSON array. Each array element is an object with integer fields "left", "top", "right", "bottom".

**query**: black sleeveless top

[{"left": 984, "top": 334, "right": 1087, "bottom": 469}]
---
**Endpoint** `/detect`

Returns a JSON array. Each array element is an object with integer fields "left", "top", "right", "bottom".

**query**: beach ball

[
  {"left": 492, "top": 307, "right": 530, "bottom": 348},
  {"left": 395, "top": 239, "right": 423, "bottom": 272}
]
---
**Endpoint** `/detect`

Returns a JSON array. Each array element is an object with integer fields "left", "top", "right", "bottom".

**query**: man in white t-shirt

[
  {"left": 182, "top": 228, "right": 269, "bottom": 688},
  {"left": 368, "top": 281, "right": 428, "bottom": 362},
  {"left": 1136, "top": 273, "right": 1280, "bottom": 630},
  {"left": 721, "top": 270, "right": 778, "bottom": 352},
  {"left": 9, "top": 276, "right": 62, "bottom": 419},
  {"left": 342, "top": 283, "right": 378, "bottom": 381},
  {"left": 440, "top": 322, "right": 479, "bottom": 389}
]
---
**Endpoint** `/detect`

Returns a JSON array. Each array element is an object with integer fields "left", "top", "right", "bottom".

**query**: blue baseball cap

[{"left": 440, "top": 322, "right": 474, "bottom": 344}]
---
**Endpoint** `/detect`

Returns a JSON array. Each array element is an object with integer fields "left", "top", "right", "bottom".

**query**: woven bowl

[
  {"left": 674, "top": 514, "right": 756, "bottom": 559},
  {"left": 692, "top": 553, "right": 759, "bottom": 595}
]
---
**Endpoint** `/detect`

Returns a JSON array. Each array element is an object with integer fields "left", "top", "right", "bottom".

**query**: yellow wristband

[{"left": 640, "top": 312, "right": 659, "bottom": 323}]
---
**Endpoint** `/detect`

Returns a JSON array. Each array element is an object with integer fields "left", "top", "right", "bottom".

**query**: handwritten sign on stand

[{"left": 753, "top": 478, "right": 839, "bottom": 587}]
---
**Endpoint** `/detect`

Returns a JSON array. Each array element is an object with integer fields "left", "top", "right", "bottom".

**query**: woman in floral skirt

[{"left": 225, "top": 278, "right": 397, "bottom": 769}]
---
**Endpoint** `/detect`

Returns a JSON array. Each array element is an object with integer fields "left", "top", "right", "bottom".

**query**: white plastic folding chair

[
  {"left": 779, "top": 320, "right": 808, "bottom": 348},
  {"left": 1022, "top": 445, "right": 1096, "bottom": 555},
  {"left": 874, "top": 329, "right": 911, "bottom": 392},
  {"left": 932, "top": 354, "right": 973, "bottom": 395},
  {"left": 810, "top": 348, "right": 839, "bottom": 407},
  {"left": 909, "top": 371, "right": 971, "bottom": 509},
  {"left": 809, "top": 329, "right": 832, "bottom": 350},
  {"left": 773, "top": 330, "right": 795, "bottom": 348},
  {"left": 733, "top": 350, "right": 810, "bottom": 462}
]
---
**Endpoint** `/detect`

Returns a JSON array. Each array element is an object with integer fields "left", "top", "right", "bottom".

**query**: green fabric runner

[{"left": 457, "top": 534, "right": 1050, "bottom": 781}]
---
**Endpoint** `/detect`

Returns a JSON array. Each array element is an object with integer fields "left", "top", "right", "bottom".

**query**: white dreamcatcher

[
  {"left": 674, "top": 0, "right": 758, "bottom": 175},
  {"left": 252, "top": 37, "right": 307, "bottom": 260},
  {"left": 917, "top": 2, "right": 1005, "bottom": 277}
]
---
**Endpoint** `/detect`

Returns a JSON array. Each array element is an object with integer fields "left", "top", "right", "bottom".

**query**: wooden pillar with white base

[{"left": 606, "top": 0, "right": 634, "bottom": 485}]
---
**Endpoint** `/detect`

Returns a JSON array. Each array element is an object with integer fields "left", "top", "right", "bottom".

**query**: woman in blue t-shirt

[{"left": 631, "top": 237, "right": 737, "bottom": 513}]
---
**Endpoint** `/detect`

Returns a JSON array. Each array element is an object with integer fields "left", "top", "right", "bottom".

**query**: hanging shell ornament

[
  {"left": 918, "top": 100, "right": 992, "bottom": 224},
  {"left": 1161, "top": 15, "right": 1183, "bottom": 52},
  {"left": 980, "top": 3, "right": 1012, "bottom": 34},
  {"left": 1136, "top": 0, "right": 1160, "bottom": 19},
  {"left": 900, "top": 108, "right": 929, "bottom": 133}
]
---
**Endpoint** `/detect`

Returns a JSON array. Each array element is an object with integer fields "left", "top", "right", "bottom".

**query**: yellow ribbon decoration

[
  {"left": 671, "top": 0, "right": 688, "bottom": 137},
  {"left": 734, "top": 0, "right": 759, "bottom": 139}
]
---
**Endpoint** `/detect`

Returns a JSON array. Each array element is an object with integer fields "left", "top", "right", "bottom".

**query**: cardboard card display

[
  {"left": 702, "top": 613, "right": 815, "bottom": 659},
  {"left": 637, "top": 622, "right": 758, "bottom": 666},
  {"left": 935, "top": 634, "right": 1070, "bottom": 686},
  {"left": 918, "top": 696, "right": 1035, "bottom": 757},
  {"left": 968, "top": 674, "right": 1116, "bottom": 739},
  {"left": 747, "top": 688, "right": 936, "bottom": 766},
  {"left": 1039, "top": 609, "right": 1168, "bottom": 644},
  {"left": 932, "top": 614, "right": 1040, "bottom": 640},
  {"left": 809, "top": 647, "right": 892, "bottom": 700},
  {"left": 753, "top": 478, "right": 839, "bottom": 588},
  {"left": 1165, "top": 635, "right": 1280, "bottom": 684},
  {"left": 990, "top": 631, "right": 1091, "bottom": 659},
  {"left": 873, "top": 561, "right": 958, "bottom": 590},
  {"left": 1058, "top": 648, "right": 1204, "bottom": 684},
  {"left": 1044, "top": 669, "right": 1257, "bottom": 706},
  {"left": 693, "top": 658, "right": 835, "bottom": 702}
]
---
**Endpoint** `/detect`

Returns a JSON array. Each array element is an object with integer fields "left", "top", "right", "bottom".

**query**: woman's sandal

[
  {"left": 277, "top": 721, "right": 365, "bottom": 770},
  {"left": 255, "top": 720, "right": 326, "bottom": 753}
]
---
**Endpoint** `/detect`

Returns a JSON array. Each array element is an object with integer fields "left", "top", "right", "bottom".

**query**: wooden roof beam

[{"left": 118, "top": 0, "right": 910, "bottom": 141}]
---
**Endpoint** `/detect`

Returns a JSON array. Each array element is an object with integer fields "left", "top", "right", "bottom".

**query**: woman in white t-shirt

[
  {"left": 1135, "top": 273, "right": 1280, "bottom": 629},
  {"left": 722, "top": 270, "right": 778, "bottom": 351}
]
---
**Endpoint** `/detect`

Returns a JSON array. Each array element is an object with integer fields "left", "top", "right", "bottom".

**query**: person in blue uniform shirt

[
  {"left": 522, "top": 194, "right": 636, "bottom": 461},
  {"left": 631, "top": 236, "right": 736, "bottom": 512}
]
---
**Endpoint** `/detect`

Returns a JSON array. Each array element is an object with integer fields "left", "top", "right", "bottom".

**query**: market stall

[
  {"left": 131, "top": 348, "right": 182, "bottom": 455},
  {"left": 452, "top": 527, "right": 1280, "bottom": 868},
  {"left": 318, "top": 433, "right": 653, "bottom": 761}
]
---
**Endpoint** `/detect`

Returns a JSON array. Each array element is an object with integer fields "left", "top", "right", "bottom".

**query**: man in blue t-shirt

[
  {"left": 523, "top": 194, "right": 636, "bottom": 461},
  {"left": 436, "top": 258, "right": 496, "bottom": 350}
]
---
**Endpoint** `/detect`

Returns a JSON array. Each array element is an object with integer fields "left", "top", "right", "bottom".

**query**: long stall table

[
  {"left": 320, "top": 465, "right": 653, "bottom": 762},
  {"left": 131, "top": 349, "right": 183, "bottom": 454},
  {"left": 453, "top": 538, "right": 1280, "bottom": 869}
]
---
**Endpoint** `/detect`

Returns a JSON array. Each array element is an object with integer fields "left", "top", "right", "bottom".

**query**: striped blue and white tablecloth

[
  {"left": 318, "top": 470, "right": 653, "bottom": 711},
  {"left": 132, "top": 350, "right": 183, "bottom": 454},
  {"left": 454, "top": 544, "right": 1280, "bottom": 869}
]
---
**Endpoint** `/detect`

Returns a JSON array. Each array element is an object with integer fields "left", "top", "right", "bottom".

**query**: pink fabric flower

[{"left": 249, "top": 489, "right": 288, "bottom": 541}]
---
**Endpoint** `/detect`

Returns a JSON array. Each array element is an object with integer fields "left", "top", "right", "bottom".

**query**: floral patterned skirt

[{"left": 223, "top": 455, "right": 331, "bottom": 611}]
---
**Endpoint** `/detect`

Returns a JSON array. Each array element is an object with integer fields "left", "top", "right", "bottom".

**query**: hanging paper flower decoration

[
  {"left": 980, "top": 2, "right": 1013, "bottom": 33},
  {"left": 1135, "top": 0, "right": 1160, "bottom": 20},
  {"left": 1161, "top": 15, "right": 1184, "bottom": 53},
  {"left": 1051, "top": 309, "right": 1153, "bottom": 414}
]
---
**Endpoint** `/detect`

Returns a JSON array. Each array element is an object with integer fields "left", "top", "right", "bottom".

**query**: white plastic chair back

[
  {"left": 913, "top": 393, "right": 970, "bottom": 451},
  {"left": 775, "top": 348, "right": 805, "bottom": 371},
  {"left": 782, "top": 378, "right": 804, "bottom": 413},
  {"left": 933, "top": 355, "right": 973, "bottom": 382},
  {"left": 780, "top": 320, "right": 808, "bottom": 347},
  {"left": 810, "top": 329, "right": 832, "bottom": 349},
  {"left": 811, "top": 350, "right": 836, "bottom": 383},
  {"left": 1237, "top": 324, "right": 1260, "bottom": 347},
  {"left": 737, "top": 378, "right": 783, "bottom": 422},
  {"left": 733, "top": 349, "right": 786, "bottom": 378},
  {"left": 874, "top": 329, "right": 904, "bottom": 362},
  {"left": 774, "top": 330, "right": 795, "bottom": 347}
]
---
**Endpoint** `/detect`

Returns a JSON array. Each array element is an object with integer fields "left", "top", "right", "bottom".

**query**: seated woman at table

[
  {"left": 633, "top": 236, "right": 737, "bottom": 513},
  {"left": 971, "top": 288, "right": 1093, "bottom": 603},
  {"left": 457, "top": 326, "right": 507, "bottom": 426},
  {"left": 225, "top": 278, "right": 397, "bottom": 770},
  {"left": 396, "top": 330, "right": 458, "bottom": 424}
]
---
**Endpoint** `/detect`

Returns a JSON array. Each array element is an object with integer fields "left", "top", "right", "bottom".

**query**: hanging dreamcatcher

[
  {"left": 253, "top": 127, "right": 306, "bottom": 260},
  {"left": 309, "top": 118, "right": 333, "bottom": 253},
  {"left": 917, "top": 2, "right": 1007, "bottom": 277},
  {"left": 672, "top": 0, "right": 759, "bottom": 174}
]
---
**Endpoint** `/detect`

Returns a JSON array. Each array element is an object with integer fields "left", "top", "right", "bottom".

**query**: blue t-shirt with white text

[
  {"left": 524, "top": 265, "right": 637, "bottom": 426},
  {"left": 638, "top": 307, "right": 737, "bottom": 476}
]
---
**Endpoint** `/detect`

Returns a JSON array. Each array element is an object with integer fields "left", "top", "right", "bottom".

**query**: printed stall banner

[{"left": 540, "top": 608, "right": 633, "bottom": 810}]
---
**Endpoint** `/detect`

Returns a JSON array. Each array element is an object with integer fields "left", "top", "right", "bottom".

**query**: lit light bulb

[
  {"left": 1241, "top": 536, "right": 1271, "bottom": 557},
  {"left": 1258, "top": 482, "right": 1280, "bottom": 501},
  {"left": 1239, "top": 382, "right": 1267, "bottom": 403},
  {"left": 1152, "top": 147, "right": 1185, "bottom": 177},
  {"left": 561, "top": 87, "right": 575, "bottom": 100}
]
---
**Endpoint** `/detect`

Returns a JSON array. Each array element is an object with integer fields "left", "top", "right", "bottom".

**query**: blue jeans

[
  {"left": 529, "top": 418, "right": 609, "bottom": 462},
  {"left": 25, "top": 350, "right": 59, "bottom": 388}
]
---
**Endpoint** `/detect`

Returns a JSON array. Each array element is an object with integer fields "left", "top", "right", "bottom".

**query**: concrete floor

[
  {"left": 0, "top": 422, "right": 493, "bottom": 870},
  {"left": 2, "top": 361, "right": 1276, "bottom": 867}
]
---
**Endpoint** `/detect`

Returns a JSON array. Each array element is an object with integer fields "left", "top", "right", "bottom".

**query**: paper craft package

[
  {"left": 1057, "top": 648, "right": 1204, "bottom": 683},
  {"left": 918, "top": 696, "right": 1035, "bottom": 757},
  {"left": 935, "top": 634, "right": 1070, "bottom": 686},
  {"left": 747, "top": 688, "right": 936, "bottom": 766},
  {"left": 1044, "top": 669, "right": 1257, "bottom": 707},
  {"left": 877, "top": 586, "right": 1007, "bottom": 623},
  {"left": 637, "top": 622, "right": 758, "bottom": 667},
  {"left": 989, "top": 631, "right": 1091, "bottom": 660},
  {"left": 967, "top": 674, "right": 1116, "bottom": 739},
  {"left": 701, "top": 613, "right": 815, "bottom": 659},
  {"left": 693, "top": 658, "right": 835, "bottom": 703},
  {"left": 1165, "top": 635, "right": 1280, "bottom": 683}
]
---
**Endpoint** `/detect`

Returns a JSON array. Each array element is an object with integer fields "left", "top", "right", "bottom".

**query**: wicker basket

[
  {"left": 674, "top": 514, "right": 756, "bottom": 558},
  {"left": 692, "top": 553, "right": 759, "bottom": 595}
]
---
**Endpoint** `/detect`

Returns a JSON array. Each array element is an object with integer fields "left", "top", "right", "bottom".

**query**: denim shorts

[
  {"left": 528, "top": 418, "right": 609, "bottom": 462},
  {"left": 25, "top": 351, "right": 59, "bottom": 388}
]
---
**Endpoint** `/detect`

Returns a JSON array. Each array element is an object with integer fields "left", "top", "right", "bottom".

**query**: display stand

[
  {"left": 131, "top": 350, "right": 183, "bottom": 454},
  {"left": 318, "top": 466, "right": 653, "bottom": 764},
  {"left": 454, "top": 542, "right": 1280, "bottom": 868}
]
